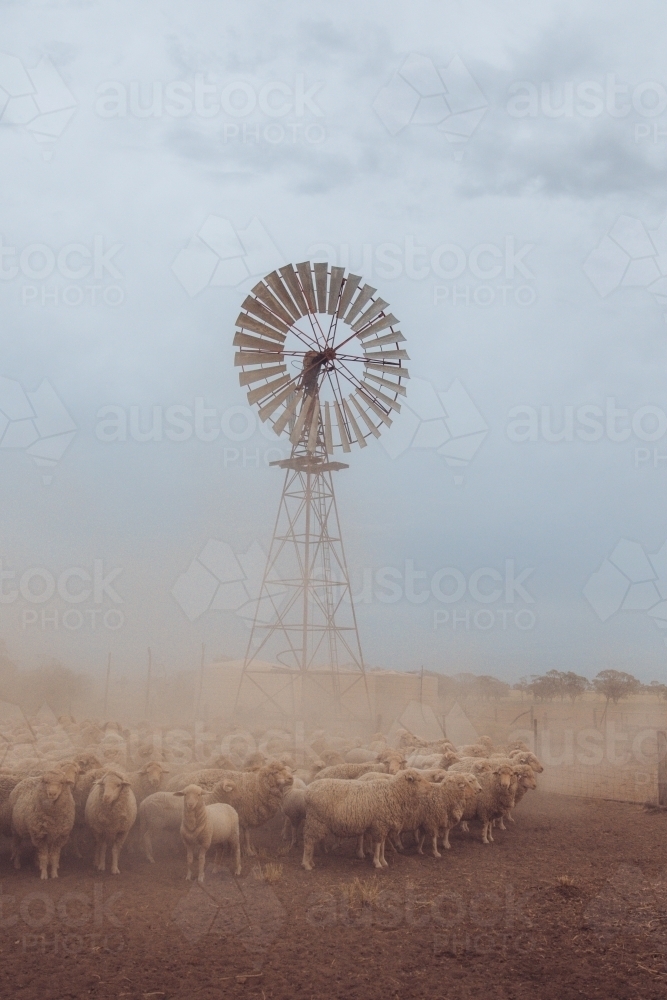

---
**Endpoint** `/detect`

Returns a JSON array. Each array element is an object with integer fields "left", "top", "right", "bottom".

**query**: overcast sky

[{"left": 2, "top": 0, "right": 667, "bottom": 685}]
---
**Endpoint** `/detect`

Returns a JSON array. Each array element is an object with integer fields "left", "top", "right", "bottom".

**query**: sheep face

[
  {"left": 41, "top": 771, "right": 72, "bottom": 804},
  {"left": 141, "top": 761, "right": 169, "bottom": 789},
  {"left": 264, "top": 761, "right": 293, "bottom": 790},
  {"left": 493, "top": 764, "right": 515, "bottom": 789},
  {"left": 177, "top": 784, "right": 204, "bottom": 814},
  {"left": 97, "top": 771, "right": 130, "bottom": 806},
  {"left": 511, "top": 751, "right": 543, "bottom": 774}
]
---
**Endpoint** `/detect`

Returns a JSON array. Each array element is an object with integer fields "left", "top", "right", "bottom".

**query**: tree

[
  {"left": 648, "top": 680, "right": 667, "bottom": 700},
  {"left": 593, "top": 669, "right": 640, "bottom": 705},
  {"left": 561, "top": 671, "right": 590, "bottom": 703}
]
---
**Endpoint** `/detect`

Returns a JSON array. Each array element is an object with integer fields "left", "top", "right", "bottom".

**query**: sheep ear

[
  {"left": 173, "top": 790, "right": 185, "bottom": 797},
  {"left": 121, "top": 781, "right": 132, "bottom": 788},
  {"left": 222, "top": 780, "right": 235, "bottom": 792},
  {"left": 161, "top": 767, "right": 170, "bottom": 773}
]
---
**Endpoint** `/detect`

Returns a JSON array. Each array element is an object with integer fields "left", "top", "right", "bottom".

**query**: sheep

[
  {"left": 456, "top": 741, "right": 493, "bottom": 758},
  {"left": 376, "top": 749, "right": 406, "bottom": 773},
  {"left": 312, "top": 762, "right": 388, "bottom": 781},
  {"left": 280, "top": 777, "right": 307, "bottom": 848},
  {"left": 207, "top": 760, "right": 293, "bottom": 855},
  {"left": 413, "top": 772, "right": 483, "bottom": 857},
  {"left": 84, "top": 767, "right": 137, "bottom": 874},
  {"left": 301, "top": 768, "right": 430, "bottom": 870},
  {"left": 447, "top": 758, "right": 494, "bottom": 776},
  {"left": 165, "top": 768, "right": 231, "bottom": 793},
  {"left": 459, "top": 763, "right": 517, "bottom": 844},
  {"left": 407, "top": 750, "right": 460, "bottom": 770},
  {"left": 496, "top": 763, "right": 537, "bottom": 828},
  {"left": 344, "top": 748, "right": 379, "bottom": 764},
  {"left": 9, "top": 770, "right": 76, "bottom": 879},
  {"left": 175, "top": 784, "right": 241, "bottom": 882},
  {"left": 128, "top": 761, "right": 171, "bottom": 804},
  {"left": 136, "top": 790, "right": 184, "bottom": 862}
]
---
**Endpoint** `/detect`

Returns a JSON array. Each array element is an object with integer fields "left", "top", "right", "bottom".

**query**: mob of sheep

[{"left": 0, "top": 715, "right": 542, "bottom": 879}]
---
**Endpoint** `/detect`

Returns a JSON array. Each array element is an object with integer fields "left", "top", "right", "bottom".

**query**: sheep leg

[
  {"left": 49, "top": 843, "right": 63, "bottom": 878},
  {"left": 507, "top": 812, "right": 515, "bottom": 824},
  {"left": 96, "top": 839, "right": 107, "bottom": 872},
  {"left": 185, "top": 846, "right": 194, "bottom": 880},
  {"left": 142, "top": 829, "right": 155, "bottom": 864},
  {"left": 302, "top": 815, "right": 326, "bottom": 871},
  {"left": 197, "top": 846, "right": 206, "bottom": 884},
  {"left": 11, "top": 836, "right": 21, "bottom": 870},
  {"left": 232, "top": 831, "right": 242, "bottom": 876},
  {"left": 497, "top": 816, "right": 506, "bottom": 831},
  {"left": 416, "top": 830, "right": 424, "bottom": 855},
  {"left": 356, "top": 835, "right": 366, "bottom": 860},
  {"left": 431, "top": 834, "right": 441, "bottom": 859},
  {"left": 281, "top": 815, "right": 290, "bottom": 841},
  {"left": 442, "top": 827, "right": 451, "bottom": 850},
  {"left": 289, "top": 822, "right": 297, "bottom": 850},
  {"left": 371, "top": 840, "right": 383, "bottom": 868},
  {"left": 36, "top": 842, "right": 49, "bottom": 880},
  {"left": 243, "top": 827, "right": 256, "bottom": 856},
  {"left": 460, "top": 821, "right": 469, "bottom": 832},
  {"left": 110, "top": 834, "right": 126, "bottom": 875},
  {"left": 380, "top": 838, "right": 388, "bottom": 867}
]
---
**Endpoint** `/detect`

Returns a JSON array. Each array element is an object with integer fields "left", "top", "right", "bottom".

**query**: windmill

[{"left": 232, "top": 262, "right": 409, "bottom": 726}]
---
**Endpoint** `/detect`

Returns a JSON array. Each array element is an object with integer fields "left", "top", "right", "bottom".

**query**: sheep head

[
  {"left": 510, "top": 751, "right": 543, "bottom": 773},
  {"left": 96, "top": 770, "right": 131, "bottom": 805},
  {"left": 140, "top": 761, "right": 170, "bottom": 789},
  {"left": 175, "top": 784, "right": 206, "bottom": 814},
  {"left": 40, "top": 770, "right": 73, "bottom": 804},
  {"left": 492, "top": 764, "right": 515, "bottom": 789}
]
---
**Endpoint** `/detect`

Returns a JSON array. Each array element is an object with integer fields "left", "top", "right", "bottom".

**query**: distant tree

[
  {"left": 648, "top": 680, "right": 667, "bottom": 700},
  {"left": 593, "top": 669, "right": 641, "bottom": 706},
  {"left": 513, "top": 678, "right": 530, "bottom": 700},
  {"left": 561, "top": 671, "right": 591, "bottom": 703},
  {"left": 475, "top": 675, "right": 510, "bottom": 701}
]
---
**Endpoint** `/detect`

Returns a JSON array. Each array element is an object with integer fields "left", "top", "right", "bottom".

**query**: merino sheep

[
  {"left": 85, "top": 767, "right": 137, "bottom": 874},
  {"left": 208, "top": 760, "right": 293, "bottom": 855},
  {"left": 175, "top": 784, "right": 241, "bottom": 882},
  {"left": 302, "top": 768, "right": 430, "bottom": 870},
  {"left": 447, "top": 758, "right": 494, "bottom": 776},
  {"left": 165, "top": 767, "right": 234, "bottom": 793},
  {"left": 497, "top": 763, "right": 537, "bottom": 827},
  {"left": 407, "top": 751, "right": 460, "bottom": 770},
  {"left": 9, "top": 770, "right": 76, "bottom": 879},
  {"left": 413, "top": 772, "right": 482, "bottom": 857},
  {"left": 344, "top": 748, "right": 379, "bottom": 764},
  {"left": 137, "top": 790, "right": 184, "bottom": 862},
  {"left": 459, "top": 763, "right": 517, "bottom": 844}
]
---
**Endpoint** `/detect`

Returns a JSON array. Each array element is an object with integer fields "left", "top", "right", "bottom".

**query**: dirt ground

[{"left": 1, "top": 791, "right": 666, "bottom": 1000}]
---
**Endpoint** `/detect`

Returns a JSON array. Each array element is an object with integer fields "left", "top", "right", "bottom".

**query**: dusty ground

[{"left": 1, "top": 791, "right": 666, "bottom": 1000}]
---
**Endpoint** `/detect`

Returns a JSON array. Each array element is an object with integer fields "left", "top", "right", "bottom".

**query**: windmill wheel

[{"left": 233, "top": 262, "right": 409, "bottom": 453}]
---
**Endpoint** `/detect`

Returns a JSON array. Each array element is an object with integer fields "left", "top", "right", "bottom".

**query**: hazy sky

[{"left": 2, "top": 0, "right": 667, "bottom": 685}]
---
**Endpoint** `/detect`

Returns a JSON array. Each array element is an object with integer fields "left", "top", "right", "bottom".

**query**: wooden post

[
  {"left": 144, "top": 648, "right": 152, "bottom": 719},
  {"left": 103, "top": 651, "right": 112, "bottom": 720},
  {"left": 195, "top": 643, "right": 205, "bottom": 720}
]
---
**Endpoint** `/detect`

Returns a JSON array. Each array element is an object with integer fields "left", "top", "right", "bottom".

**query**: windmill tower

[{"left": 232, "top": 262, "right": 409, "bottom": 726}]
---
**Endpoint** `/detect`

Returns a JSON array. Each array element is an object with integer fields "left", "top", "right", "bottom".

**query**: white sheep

[
  {"left": 459, "top": 763, "right": 517, "bottom": 844},
  {"left": 175, "top": 783, "right": 241, "bottom": 883},
  {"left": 85, "top": 767, "right": 137, "bottom": 874},
  {"left": 9, "top": 770, "right": 76, "bottom": 879},
  {"left": 413, "top": 772, "right": 482, "bottom": 857},
  {"left": 128, "top": 761, "right": 171, "bottom": 804},
  {"left": 207, "top": 760, "right": 293, "bottom": 855},
  {"left": 302, "top": 769, "right": 430, "bottom": 870}
]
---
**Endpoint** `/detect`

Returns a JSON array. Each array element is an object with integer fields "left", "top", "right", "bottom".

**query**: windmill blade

[
  {"left": 363, "top": 348, "right": 410, "bottom": 361},
  {"left": 307, "top": 398, "right": 321, "bottom": 451},
  {"left": 247, "top": 374, "right": 291, "bottom": 406},
  {"left": 233, "top": 332, "right": 285, "bottom": 352},
  {"left": 343, "top": 398, "right": 367, "bottom": 448},
  {"left": 336, "top": 273, "right": 361, "bottom": 319},
  {"left": 259, "top": 382, "right": 297, "bottom": 422},
  {"left": 363, "top": 371, "right": 407, "bottom": 395},
  {"left": 365, "top": 362, "right": 410, "bottom": 378},
  {"left": 314, "top": 262, "right": 328, "bottom": 313},
  {"left": 333, "top": 399, "right": 351, "bottom": 453},
  {"left": 296, "top": 262, "right": 317, "bottom": 313},
  {"left": 251, "top": 281, "right": 296, "bottom": 327},
  {"left": 235, "top": 351, "right": 285, "bottom": 366},
  {"left": 356, "top": 313, "right": 400, "bottom": 339},
  {"left": 265, "top": 271, "right": 301, "bottom": 322},
  {"left": 241, "top": 296, "right": 290, "bottom": 334},
  {"left": 272, "top": 389, "right": 303, "bottom": 434},
  {"left": 350, "top": 393, "right": 381, "bottom": 438},
  {"left": 324, "top": 401, "right": 334, "bottom": 454},
  {"left": 327, "top": 266, "right": 345, "bottom": 314},
  {"left": 351, "top": 298, "right": 389, "bottom": 333},
  {"left": 360, "top": 380, "right": 402, "bottom": 413},
  {"left": 279, "top": 265, "right": 310, "bottom": 317},
  {"left": 239, "top": 364, "right": 287, "bottom": 386},
  {"left": 236, "top": 313, "right": 286, "bottom": 343},
  {"left": 290, "top": 395, "right": 314, "bottom": 445},
  {"left": 357, "top": 387, "right": 393, "bottom": 427},
  {"left": 361, "top": 330, "right": 405, "bottom": 349},
  {"left": 344, "top": 284, "right": 376, "bottom": 324}
]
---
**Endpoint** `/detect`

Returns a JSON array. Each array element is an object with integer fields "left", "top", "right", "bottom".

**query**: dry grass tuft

[
  {"left": 341, "top": 876, "right": 381, "bottom": 908},
  {"left": 253, "top": 862, "right": 283, "bottom": 884}
]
